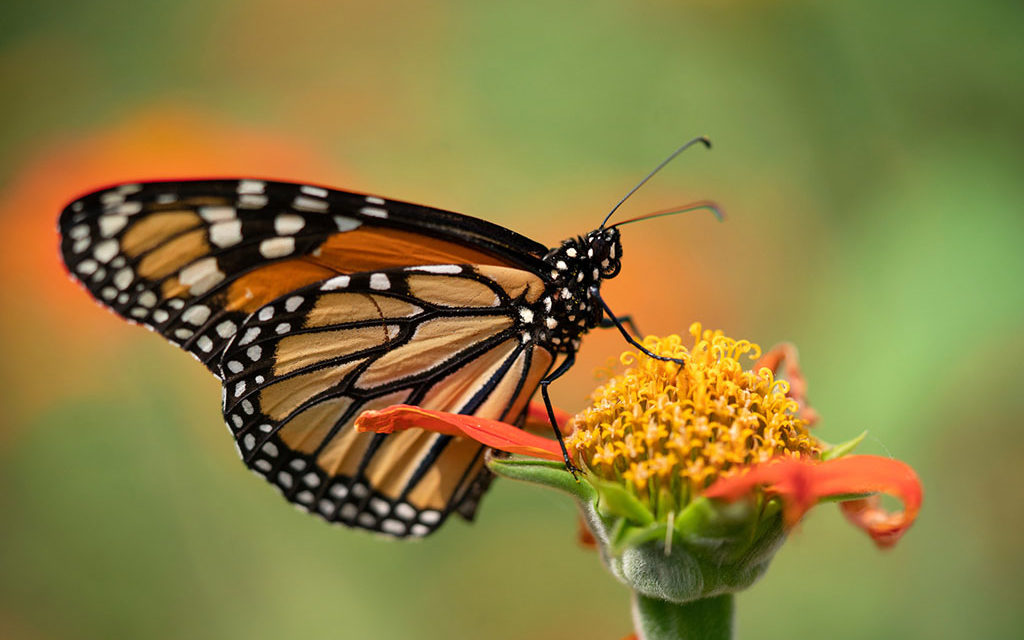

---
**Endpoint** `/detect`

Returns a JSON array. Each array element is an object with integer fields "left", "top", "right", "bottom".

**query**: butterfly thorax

[{"left": 528, "top": 227, "right": 622, "bottom": 353}]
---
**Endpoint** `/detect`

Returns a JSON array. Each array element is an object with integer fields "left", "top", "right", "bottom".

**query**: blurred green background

[{"left": 2, "top": 1, "right": 1022, "bottom": 638}]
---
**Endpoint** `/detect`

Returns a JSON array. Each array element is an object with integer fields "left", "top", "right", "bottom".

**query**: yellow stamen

[{"left": 566, "top": 323, "right": 821, "bottom": 507}]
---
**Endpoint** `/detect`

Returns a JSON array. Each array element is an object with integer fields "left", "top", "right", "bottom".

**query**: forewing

[
  {"left": 220, "top": 264, "right": 555, "bottom": 537},
  {"left": 58, "top": 179, "right": 547, "bottom": 376}
]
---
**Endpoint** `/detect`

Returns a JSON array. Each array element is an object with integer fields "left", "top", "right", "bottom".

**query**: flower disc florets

[{"left": 566, "top": 323, "right": 821, "bottom": 511}]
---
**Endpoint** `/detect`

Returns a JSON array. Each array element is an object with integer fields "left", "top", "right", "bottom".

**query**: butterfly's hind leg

[
  {"left": 539, "top": 351, "right": 582, "bottom": 477},
  {"left": 595, "top": 293, "right": 686, "bottom": 366},
  {"left": 599, "top": 314, "right": 642, "bottom": 337}
]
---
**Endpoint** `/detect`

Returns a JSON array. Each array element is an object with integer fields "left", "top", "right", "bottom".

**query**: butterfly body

[{"left": 59, "top": 179, "right": 624, "bottom": 538}]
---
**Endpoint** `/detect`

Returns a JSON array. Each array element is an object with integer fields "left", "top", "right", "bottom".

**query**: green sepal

[
  {"left": 820, "top": 430, "right": 867, "bottom": 461},
  {"left": 485, "top": 456, "right": 595, "bottom": 502},
  {"left": 609, "top": 521, "right": 667, "bottom": 556},
  {"left": 595, "top": 496, "right": 789, "bottom": 604},
  {"left": 589, "top": 476, "right": 655, "bottom": 525}
]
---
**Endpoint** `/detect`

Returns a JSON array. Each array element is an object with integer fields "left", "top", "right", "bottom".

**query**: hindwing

[{"left": 220, "top": 265, "right": 556, "bottom": 536}]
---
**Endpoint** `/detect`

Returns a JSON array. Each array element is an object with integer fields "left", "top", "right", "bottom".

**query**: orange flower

[{"left": 357, "top": 324, "right": 922, "bottom": 549}]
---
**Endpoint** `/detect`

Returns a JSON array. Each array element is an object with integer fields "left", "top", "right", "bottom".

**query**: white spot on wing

[
  {"left": 293, "top": 195, "right": 328, "bottom": 212},
  {"left": 359, "top": 206, "right": 388, "bottom": 218},
  {"left": 259, "top": 237, "right": 295, "bottom": 259},
  {"left": 300, "top": 185, "right": 328, "bottom": 198},
  {"left": 199, "top": 206, "right": 236, "bottom": 222},
  {"left": 322, "top": 275, "right": 350, "bottom": 290},
  {"left": 117, "top": 201, "right": 143, "bottom": 216},
  {"left": 395, "top": 503, "right": 416, "bottom": 520},
  {"left": 408, "top": 264, "right": 462, "bottom": 274},
  {"left": 182, "top": 305, "right": 211, "bottom": 325},
  {"left": 334, "top": 216, "right": 361, "bottom": 231},
  {"left": 100, "top": 191, "right": 126, "bottom": 207},
  {"left": 216, "top": 320, "right": 237, "bottom": 338},
  {"left": 285, "top": 296, "right": 304, "bottom": 312},
  {"left": 419, "top": 510, "right": 442, "bottom": 525},
  {"left": 93, "top": 239, "right": 119, "bottom": 263},
  {"left": 196, "top": 335, "right": 214, "bottom": 352},
  {"left": 365, "top": 196, "right": 385, "bottom": 205},
  {"left": 209, "top": 220, "right": 243, "bottom": 247},
  {"left": 274, "top": 214, "right": 305, "bottom": 235},
  {"left": 113, "top": 267, "right": 133, "bottom": 290},
  {"left": 237, "top": 180, "right": 265, "bottom": 194},
  {"left": 369, "top": 273, "right": 390, "bottom": 290},
  {"left": 238, "top": 194, "right": 268, "bottom": 208},
  {"left": 178, "top": 258, "right": 225, "bottom": 296}
]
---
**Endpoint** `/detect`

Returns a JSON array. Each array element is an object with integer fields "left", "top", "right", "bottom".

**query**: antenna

[
  {"left": 607, "top": 200, "right": 724, "bottom": 229},
  {"left": 600, "top": 136, "right": 712, "bottom": 228}
]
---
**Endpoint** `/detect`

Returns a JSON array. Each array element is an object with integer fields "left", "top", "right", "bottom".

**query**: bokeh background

[{"left": 2, "top": 1, "right": 1022, "bottom": 638}]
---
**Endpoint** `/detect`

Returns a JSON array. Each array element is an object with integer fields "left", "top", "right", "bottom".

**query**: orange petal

[
  {"left": 355, "top": 405, "right": 564, "bottom": 462},
  {"left": 703, "top": 455, "right": 922, "bottom": 549},
  {"left": 523, "top": 402, "right": 573, "bottom": 435}
]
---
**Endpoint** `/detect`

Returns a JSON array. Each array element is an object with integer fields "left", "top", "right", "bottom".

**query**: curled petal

[
  {"left": 703, "top": 455, "right": 922, "bottom": 549},
  {"left": 355, "top": 405, "right": 564, "bottom": 462}
]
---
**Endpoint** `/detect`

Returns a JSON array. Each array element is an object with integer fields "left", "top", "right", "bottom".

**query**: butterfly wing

[
  {"left": 59, "top": 179, "right": 548, "bottom": 375},
  {"left": 221, "top": 264, "right": 556, "bottom": 537},
  {"left": 59, "top": 179, "right": 559, "bottom": 536}
]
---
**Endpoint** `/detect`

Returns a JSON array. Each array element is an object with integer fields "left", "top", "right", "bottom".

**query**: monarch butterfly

[{"left": 58, "top": 137, "right": 718, "bottom": 538}]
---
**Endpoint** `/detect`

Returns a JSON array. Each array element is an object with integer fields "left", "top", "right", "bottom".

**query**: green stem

[{"left": 631, "top": 592, "right": 734, "bottom": 640}]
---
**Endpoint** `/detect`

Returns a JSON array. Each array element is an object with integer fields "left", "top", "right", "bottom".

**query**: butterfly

[{"left": 58, "top": 138, "right": 717, "bottom": 538}]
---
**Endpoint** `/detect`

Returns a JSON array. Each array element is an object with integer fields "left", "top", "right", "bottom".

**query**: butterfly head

[{"left": 585, "top": 227, "right": 622, "bottom": 279}]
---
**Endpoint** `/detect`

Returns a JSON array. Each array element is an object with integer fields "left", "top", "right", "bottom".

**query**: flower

[
  {"left": 355, "top": 323, "right": 923, "bottom": 636},
  {"left": 357, "top": 323, "right": 921, "bottom": 552},
  {"left": 565, "top": 326, "right": 821, "bottom": 514}
]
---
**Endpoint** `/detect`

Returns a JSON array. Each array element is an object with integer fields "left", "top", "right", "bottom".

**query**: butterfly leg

[
  {"left": 599, "top": 314, "right": 642, "bottom": 337},
  {"left": 595, "top": 294, "right": 686, "bottom": 365},
  {"left": 539, "top": 351, "right": 582, "bottom": 477}
]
